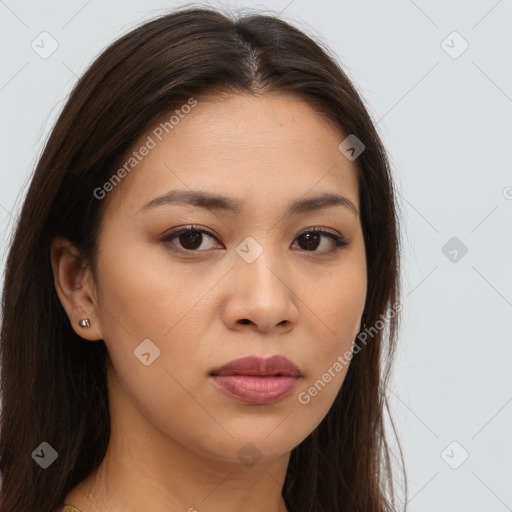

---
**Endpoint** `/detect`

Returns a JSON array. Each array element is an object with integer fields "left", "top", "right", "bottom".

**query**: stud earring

[{"left": 78, "top": 318, "right": 91, "bottom": 329}]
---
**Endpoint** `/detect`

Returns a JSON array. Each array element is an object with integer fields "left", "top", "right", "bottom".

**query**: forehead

[{"left": 103, "top": 92, "right": 360, "bottom": 218}]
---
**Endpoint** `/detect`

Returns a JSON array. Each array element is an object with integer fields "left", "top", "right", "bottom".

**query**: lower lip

[{"left": 210, "top": 375, "right": 300, "bottom": 405}]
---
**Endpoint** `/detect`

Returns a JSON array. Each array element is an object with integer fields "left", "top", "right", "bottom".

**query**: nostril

[{"left": 240, "top": 319, "right": 251, "bottom": 325}]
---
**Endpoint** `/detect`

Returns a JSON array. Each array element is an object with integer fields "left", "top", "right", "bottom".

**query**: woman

[{"left": 0, "top": 6, "right": 405, "bottom": 512}]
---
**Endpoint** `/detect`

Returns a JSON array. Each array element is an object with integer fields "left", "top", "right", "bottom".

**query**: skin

[{"left": 51, "top": 91, "right": 367, "bottom": 512}]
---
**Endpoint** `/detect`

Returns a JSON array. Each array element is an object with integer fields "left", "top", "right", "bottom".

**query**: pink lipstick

[{"left": 209, "top": 355, "right": 301, "bottom": 405}]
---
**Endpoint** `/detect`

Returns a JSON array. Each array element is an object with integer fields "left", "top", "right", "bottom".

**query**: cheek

[
  {"left": 304, "top": 259, "right": 367, "bottom": 341},
  {"left": 94, "top": 240, "right": 216, "bottom": 403},
  {"left": 94, "top": 239, "right": 197, "bottom": 340},
  {"left": 293, "top": 257, "right": 366, "bottom": 410}
]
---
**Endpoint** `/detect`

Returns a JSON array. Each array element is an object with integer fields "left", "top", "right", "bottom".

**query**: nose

[{"left": 221, "top": 245, "right": 299, "bottom": 334}]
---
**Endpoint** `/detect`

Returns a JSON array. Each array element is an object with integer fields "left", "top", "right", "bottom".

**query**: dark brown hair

[{"left": 0, "top": 5, "right": 406, "bottom": 511}]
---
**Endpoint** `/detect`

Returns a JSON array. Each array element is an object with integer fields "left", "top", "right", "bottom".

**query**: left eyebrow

[{"left": 139, "top": 189, "right": 359, "bottom": 217}]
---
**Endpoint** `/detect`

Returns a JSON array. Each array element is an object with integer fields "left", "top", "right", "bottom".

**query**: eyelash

[{"left": 159, "top": 224, "right": 349, "bottom": 257}]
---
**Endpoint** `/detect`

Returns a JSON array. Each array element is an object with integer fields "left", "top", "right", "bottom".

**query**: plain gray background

[{"left": 1, "top": 1, "right": 511, "bottom": 510}]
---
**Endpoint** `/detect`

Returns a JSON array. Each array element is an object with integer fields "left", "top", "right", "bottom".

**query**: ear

[{"left": 50, "top": 236, "right": 103, "bottom": 341}]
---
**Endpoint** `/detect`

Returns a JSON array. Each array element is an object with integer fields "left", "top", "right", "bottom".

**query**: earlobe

[{"left": 50, "top": 236, "right": 103, "bottom": 341}]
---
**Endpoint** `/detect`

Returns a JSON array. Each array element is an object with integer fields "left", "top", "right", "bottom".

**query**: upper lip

[{"left": 210, "top": 355, "right": 301, "bottom": 377}]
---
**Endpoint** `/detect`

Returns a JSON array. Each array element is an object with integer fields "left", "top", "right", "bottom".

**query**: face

[{"left": 85, "top": 92, "right": 366, "bottom": 464}]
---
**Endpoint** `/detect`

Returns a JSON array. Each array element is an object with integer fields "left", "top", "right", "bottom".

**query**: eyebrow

[{"left": 139, "top": 189, "right": 359, "bottom": 217}]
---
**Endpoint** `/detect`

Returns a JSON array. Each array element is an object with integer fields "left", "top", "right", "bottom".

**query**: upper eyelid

[
  {"left": 161, "top": 225, "right": 342, "bottom": 241},
  {"left": 161, "top": 225, "right": 218, "bottom": 241}
]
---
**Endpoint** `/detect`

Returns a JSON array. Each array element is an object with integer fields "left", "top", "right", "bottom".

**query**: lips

[
  {"left": 209, "top": 355, "right": 302, "bottom": 377},
  {"left": 209, "top": 355, "right": 302, "bottom": 405}
]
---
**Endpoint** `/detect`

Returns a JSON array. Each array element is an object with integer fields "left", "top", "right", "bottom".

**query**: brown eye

[
  {"left": 160, "top": 225, "right": 220, "bottom": 254},
  {"left": 293, "top": 229, "right": 349, "bottom": 254},
  {"left": 178, "top": 230, "right": 204, "bottom": 250},
  {"left": 160, "top": 225, "right": 349, "bottom": 256},
  {"left": 296, "top": 232, "right": 321, "bottom": 251}
]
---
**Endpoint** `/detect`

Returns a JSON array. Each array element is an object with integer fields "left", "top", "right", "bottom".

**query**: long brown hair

[{"left": 0, "top": 5, "right": 406, "bottom": 511}]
